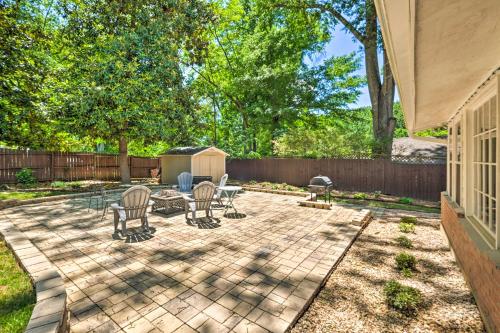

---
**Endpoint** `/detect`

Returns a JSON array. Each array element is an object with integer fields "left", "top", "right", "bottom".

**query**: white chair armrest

[
  {"left": 110, "top": 203, "right": 124, "bottom": 210},
  {"left": 182, "top": 194, "right": 194, "bottom": 202}
]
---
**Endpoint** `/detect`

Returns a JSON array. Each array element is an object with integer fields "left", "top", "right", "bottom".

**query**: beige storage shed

[{"left": 160, "top": 146, "right": 228, "bottom": 185}]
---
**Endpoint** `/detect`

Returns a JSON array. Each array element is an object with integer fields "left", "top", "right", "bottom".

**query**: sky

[{"left": 306, "top": 28, "right": 399, "bottom": 108}]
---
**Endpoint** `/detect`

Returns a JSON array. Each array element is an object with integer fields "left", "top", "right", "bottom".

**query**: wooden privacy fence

[
  {"left": 227, "top": 158, "right": 446, "bottom": 201},
  {"left": 0, "top": 148, "right": 159, "bottom": 183}
]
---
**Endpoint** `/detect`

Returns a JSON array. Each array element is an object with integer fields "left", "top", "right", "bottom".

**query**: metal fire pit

[{"left": 308, "top": 175, "right": 333, "bottom": 203}]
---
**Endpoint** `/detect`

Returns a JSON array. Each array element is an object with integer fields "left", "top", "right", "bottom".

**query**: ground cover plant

[
  {"left": 398, "top": 197, "right": 413, "bottom": 204},
  {"left": 395, "top": 252, "right": 417, "bottom": 277},
  {"left": 396, "top": 235, "right": 413, "bottom": 248},
  {"left": 0, "top": 241, "right": 36, "bottom": 333},
  {"left": 384, "top": 280, "right": 422, "bottom": 313},
  {"left": 334, "top": 198, "right": 440, "bottom": 214},
  {"left": 399, "top": 221, "right": 416, "bottom": 233},
  {"left": 50, "top": 181, "right": 83, "bottom": 189},
  {"left": 0, "top": 191, "right": 69, "bottom": 201}
]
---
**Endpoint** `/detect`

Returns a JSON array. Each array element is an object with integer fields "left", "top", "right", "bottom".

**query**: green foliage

[
  {"left": 194, "top": 0, "right": 365, "bottom": 157},
  {"left": 245, "top": 151, "right": 262, "bottom": 159},
  {"left": 59, "top": 0, "right": 213, "bottom": 145},
  {"left": 415, "top": 126, "right": 448, "bottom": 138},
  {"left": 0, "top": 240, "right": 36, "bottom": 332},
  {"left": 400, "top": 216, "right": 417, "bottom": 224},
  {"left": 15, "top": 169, "right": 36, "bottom": 186},
  {"left": 395, "top": 252, "right": 417, "bottom": 273},
  {"left": 0, "top": 0, "right": 409, "bottom": 159},
  {"left": 399, "top": 197, "right": 413, "bottom": 204},
  {"left": 353, "top": 192, "right": 368, "bottom": 200},
  {"left": 396, "top": 236, "right": 413, "bottom": 249},
  {"left": 384, "top": 280, "right": 422, "bottom": 313},
  {"left": 50, "top": 181, "right": 82, "bottom": 189},
  {"left": 399, "top": 222, "right": 416, "bottom": 233}
]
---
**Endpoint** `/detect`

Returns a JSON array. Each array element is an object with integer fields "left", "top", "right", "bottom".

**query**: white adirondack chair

[
  {"left": 214, "top": 173, "right": 229, "bottom": 205},
  {"left": 111, "top": 185, "right": 151, "bottom": 236},
  {"left": 184, "top": 181, "right": 216, "bottom": 222},
  {"left": 177, "top": 172, "right": 193, "bottom": 193}
]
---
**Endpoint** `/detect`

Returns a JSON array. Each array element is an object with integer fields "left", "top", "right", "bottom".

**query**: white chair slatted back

[
  {"left": 178, "top": 172, "right": 193, "bottom": 192},
  {"left": 216, "top": 174, "right": 228, "bottom": 198},
  {"left": 122, "top": 185, "right": 151, "bottom": 220},
  {"left": 193, "top": 181, "right": 216, "bottom": 210}
]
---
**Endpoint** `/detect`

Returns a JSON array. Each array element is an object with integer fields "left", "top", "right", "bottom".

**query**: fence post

[{"left": 50, "top": 152, "right": 55, "bottom": 181}]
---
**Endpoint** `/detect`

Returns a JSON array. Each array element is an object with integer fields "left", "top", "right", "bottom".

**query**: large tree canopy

[
  {"left": 1, "top": 0, "right": 412, "bottom": 175},
  {"left": 0, "top": 0, "right": 58, "bottom": 148},
  {"left": 192, "top": 0, "right": 364, "bottom": 156},
  {"left": 57, "top": 0, "right": 213, "bottom": 182},
  {"left": 270, "top": 0, "right": 397, "bottom": 156}
]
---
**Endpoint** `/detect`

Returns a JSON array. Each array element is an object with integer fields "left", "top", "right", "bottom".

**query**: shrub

[
  {"left": 373, "top": 190, "right": 382, "bottom": 198},
  {"left": 399, "top": 197, "right": 413, "bottom": 204},
  {"left": 384, "top": 280, "right": 422, "bottom": 313},
  {"left": 395, "top": 252, "right": 417, "bottom": 271},
  {"left": 246, "top": 151, "right": 261, "bottom": 159},
  {"left": 353, "top": 192, "right": 368, "bottom": 200},
  {"left": 396, "top": 236, "right": 413, "bottom": 248},
  {"left": 15, "top": 168, "right": 37, "bottom": 186},
  {"left": 248, "top": 180, "right": 257, "bottom": 185},
  {"left": 50, "top": 181, "right": 82, "bottom": 189},
  {"left": 400, "top": 216, "right": 417, "bottom": 224},
  {"left": 399, "top": 222, "right": 415, "bottom": 233}
]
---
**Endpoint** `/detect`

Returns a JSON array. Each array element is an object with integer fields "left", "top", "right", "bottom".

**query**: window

[
  {"left": 448, "top": 119, "right": 461, "bottom": 205},
  {"left": 473, "top": 96, "right": 497, "bottom": 240}
]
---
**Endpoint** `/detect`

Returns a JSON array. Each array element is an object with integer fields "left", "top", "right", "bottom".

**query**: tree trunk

[
  {"left": 242, "top": 113, "right": 251, "bottom": 154},
  {"left": 119, "top": 136, "right": 130, "bottom": 184},
  {"left": 364, "top": 2, "right": 395, "bottom": 157}
]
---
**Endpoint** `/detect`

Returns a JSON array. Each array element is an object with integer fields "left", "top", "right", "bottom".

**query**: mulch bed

[{"left": 291, "top": 209, "right": 485, "bottom": 332}]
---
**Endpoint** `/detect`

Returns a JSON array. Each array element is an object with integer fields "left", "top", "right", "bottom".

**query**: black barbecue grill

[{"left": 308, "top": 175, "right": 333, "bottom": 203}]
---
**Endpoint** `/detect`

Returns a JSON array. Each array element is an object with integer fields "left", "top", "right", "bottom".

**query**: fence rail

[
  {"left": 227, "top": 158, "right": 446, "bottom": 201},
  {"left": 0, "top": 148, "right": 159, "bottom": 183}
]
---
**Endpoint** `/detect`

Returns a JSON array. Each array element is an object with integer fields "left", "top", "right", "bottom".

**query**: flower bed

[{"left": 291, "top": 209, "right": 484, "bottom": 332}]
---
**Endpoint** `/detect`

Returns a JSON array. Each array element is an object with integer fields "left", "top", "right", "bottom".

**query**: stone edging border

[
  {"left": 0, "top": 221, "right": 68, "bottom": 333},
  {"left": 240, "top": 186, "right": 440, "bottom": 209},
  {"left": 286, "top": 208, "right": 372, "bottom": 332},
  {"left": 0, "top": 185, "right": 168, "bottom": 210},
  {"left": 240, "top": 186, "right": 308, "bottom": 197}
]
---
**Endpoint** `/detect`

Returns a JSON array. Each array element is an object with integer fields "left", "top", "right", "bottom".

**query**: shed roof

[{"left": 161, "top": 146, "right": 228, "bottom": 156}]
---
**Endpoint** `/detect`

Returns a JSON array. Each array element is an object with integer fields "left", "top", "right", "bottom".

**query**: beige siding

[
  {"left": 192, "top": 152, "right": 226, "bottom": 183},
  {"left": 160, "top": 155, "right": 191, "bottom": 185}
]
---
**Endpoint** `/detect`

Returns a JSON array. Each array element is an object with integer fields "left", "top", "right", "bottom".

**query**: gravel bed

[{"left": 292, "top": 208, "right": 485, "bottom": 333}]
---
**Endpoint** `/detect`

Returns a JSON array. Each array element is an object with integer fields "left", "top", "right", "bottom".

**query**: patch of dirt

[{"left": 291, "top": 209, "right": 485, "bottom": 333}]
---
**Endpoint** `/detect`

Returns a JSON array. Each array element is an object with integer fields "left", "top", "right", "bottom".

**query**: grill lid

[{"left": 309, "top": 175, "right": 333, "bottom": 186}]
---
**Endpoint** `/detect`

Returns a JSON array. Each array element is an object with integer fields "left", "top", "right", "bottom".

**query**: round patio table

[{"left": 219, "top": 185, "right": 242, "bottom": 215}]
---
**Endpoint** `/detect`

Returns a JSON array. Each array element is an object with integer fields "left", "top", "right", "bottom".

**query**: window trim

[{"left": 448, "top": 76, "right": 499, "bottom": 249}]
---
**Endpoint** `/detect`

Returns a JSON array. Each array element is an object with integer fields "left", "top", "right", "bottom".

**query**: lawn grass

[
  {"left": 333, "top": 198, "right": 440, "bottom": 213},
  {"left": 0, "top": 241, "right": 36, "bottom": 333},
  {"left": 0, "top": 191, "right": 67, "bottom": 201}
]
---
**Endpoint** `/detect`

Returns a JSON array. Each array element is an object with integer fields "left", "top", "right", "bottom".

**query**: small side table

[{"left": 219, "top": 186, "right": 242, "bottom": 215}]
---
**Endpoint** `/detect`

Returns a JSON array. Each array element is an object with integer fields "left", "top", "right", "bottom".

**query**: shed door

[{"left": 193, "top": 154, "right": 223, "bottom": 182}]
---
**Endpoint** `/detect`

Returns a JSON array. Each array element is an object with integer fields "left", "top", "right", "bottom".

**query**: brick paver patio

[{"left": 0, "top": 191, "right": 365, "bottom": 333}]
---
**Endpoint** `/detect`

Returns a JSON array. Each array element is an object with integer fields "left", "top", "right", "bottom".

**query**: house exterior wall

[
  {"left": 441, "top": 194, "right": 500, "bottom": 333},
  {"left": 160, "top": 155, "right": 191, "bottom": 185}
]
